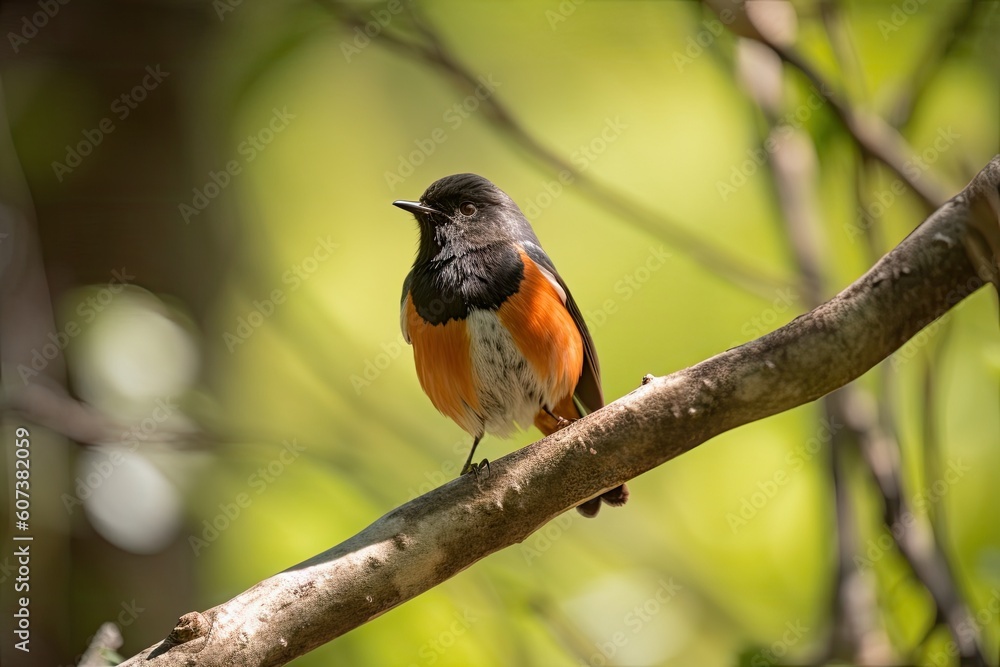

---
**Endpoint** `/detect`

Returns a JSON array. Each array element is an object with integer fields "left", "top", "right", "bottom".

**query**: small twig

[
  {"left": 887, "top": 0, "right": 981, "bottom": 128},
  {"left": 800, "top": 7, "right": 984, "bottom": 662},
  {"left": 921, "top": 318, "right": 954, "bottom": 534},
  {"left": 706, "top": 0, "right": 954, "bottom": 211},
  {"left": 755, "top": 46, "right": 896, "bottom": 658},
  {"left": 78, "top": 623, "right": 123, "bottom": 667},
  {"left": 844, "top": 390, "right": 988, "bottom": 665},
  {"left": 818, "top": 0, "right": 869, "bottom": 105}
]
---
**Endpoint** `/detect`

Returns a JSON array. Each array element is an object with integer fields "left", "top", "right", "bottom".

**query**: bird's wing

[
  {"left": 520, "top": 242, "right": 604, "bottom": 412},
  {"left": 400, "top": 269, "right": 414, "bottom": 344}
]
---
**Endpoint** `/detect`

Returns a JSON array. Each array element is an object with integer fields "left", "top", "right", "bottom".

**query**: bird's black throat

[{"left": 409, "top": 242, "right": 524, "bottom": 324}]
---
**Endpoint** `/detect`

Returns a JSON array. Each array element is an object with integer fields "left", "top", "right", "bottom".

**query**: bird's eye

[{"left": 459, "top": 202, "right": 477, "bottom": 217}]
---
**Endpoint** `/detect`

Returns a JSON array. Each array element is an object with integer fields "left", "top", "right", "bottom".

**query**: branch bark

[{"left": 118, "top": 156, "right": 1000, "bottom": 667}]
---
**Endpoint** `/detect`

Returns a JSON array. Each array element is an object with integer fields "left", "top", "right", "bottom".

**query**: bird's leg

[
  {"left": 461, "top": 436, "right": 489, "bottom": 476},
  {"left": 470, "top": 459, "right": 490, "bottom": 479},
  {"left": 544, "top": 407, "right": 574, "bottom": 431}
]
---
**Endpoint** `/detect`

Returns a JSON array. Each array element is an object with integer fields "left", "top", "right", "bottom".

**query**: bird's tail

[{"left": 534, "top": 395, "right": 629, "bottom": 518}]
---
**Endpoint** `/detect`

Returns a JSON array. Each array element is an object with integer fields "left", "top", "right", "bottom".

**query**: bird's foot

[
  {"left": 462, "top": 458, "right": 490, "bottom": 478},
  {"left": 544, "top": 407, "right": 575, "bottom": 431}
]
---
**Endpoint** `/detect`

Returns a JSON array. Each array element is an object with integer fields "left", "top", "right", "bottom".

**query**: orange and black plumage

[{"left": 394, "top": 173, "right": 628, "bottom": 517}]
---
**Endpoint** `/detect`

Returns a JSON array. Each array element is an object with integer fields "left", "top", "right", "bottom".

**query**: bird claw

[
  {"left": 544, "top": 407, "right": 575, "bottom": 431},
  {"left": 554, "top": 415, "right": 574, "bottom": 430},
  {"left": 463, "top": 458, "right": 490, "bottom": 478}
]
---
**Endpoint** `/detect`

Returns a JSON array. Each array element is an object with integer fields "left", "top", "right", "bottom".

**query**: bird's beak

[{"left": 392, "top": 200, "right": 440, "bottom": 216}]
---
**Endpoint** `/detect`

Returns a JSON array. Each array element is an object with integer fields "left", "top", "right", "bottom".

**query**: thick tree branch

[{"left": 118, "top": 157, "right": 999, "bottom": 667}]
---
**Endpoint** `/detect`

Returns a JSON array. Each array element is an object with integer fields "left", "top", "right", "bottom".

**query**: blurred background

[{"left": 0, "top": 0, "right": 998, "bottom": 665}]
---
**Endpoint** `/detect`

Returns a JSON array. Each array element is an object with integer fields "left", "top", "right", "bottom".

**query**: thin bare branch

[
  {"left": 757, "top": 15, "right": 988, "bottom": 662},
  {"left": 706, "top": 0, "right": 955, "bottom": 210},
  {"left": 888, "top": 0, "right": 982, "bottom": 128},
  {"left": 847, "top": 390, "right": 986, "bottom": 665},
  {"left": 323, "top": 1, "right": 789, "bottom": 300},
  {"left": 764, "top": 107, "right": 897, "bottom": 665},
  {"left": 79, "top": 623, "right": 123, "bottom": 667}
]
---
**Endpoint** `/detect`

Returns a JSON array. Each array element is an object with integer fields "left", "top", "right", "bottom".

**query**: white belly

[{"left": 466, "top": 309, "right": 556, "bottom": 437}]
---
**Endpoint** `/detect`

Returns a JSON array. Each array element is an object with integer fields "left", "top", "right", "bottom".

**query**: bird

[{"left": 393, "top": 173, "right": 628, "bottom": 517}]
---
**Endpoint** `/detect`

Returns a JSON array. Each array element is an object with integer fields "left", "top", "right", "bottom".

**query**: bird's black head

[{"left": 393, "top": 173, "right": 537, "bottom": 264}]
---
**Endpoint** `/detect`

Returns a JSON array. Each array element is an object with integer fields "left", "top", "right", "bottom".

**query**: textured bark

[{"left": 119, "top": 156, "right": 1000, "bottom": 667}]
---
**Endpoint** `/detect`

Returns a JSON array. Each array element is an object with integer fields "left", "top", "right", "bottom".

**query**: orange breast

[
  {"left": 403, "top": 295, "right": 482, "bottom": 436},
  {"left": 497, "top": 250, "right": 584, "bottom": 423}
]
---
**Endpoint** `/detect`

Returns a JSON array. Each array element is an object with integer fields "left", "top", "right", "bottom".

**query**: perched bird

[{"left": 393, "top": 173, "right": 628, "bottom": 517}]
